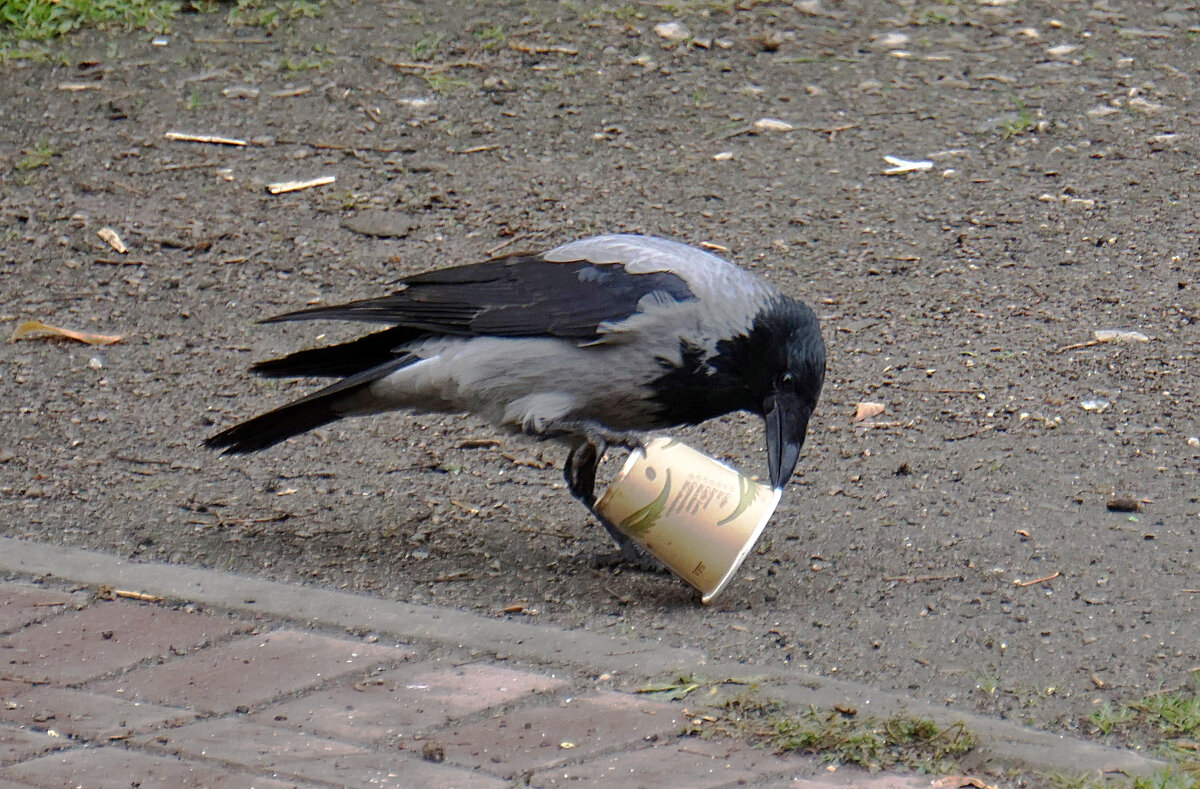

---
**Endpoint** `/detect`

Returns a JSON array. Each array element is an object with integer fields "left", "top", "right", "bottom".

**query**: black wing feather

[
  {"left": 251, "top": 325, "right": 424, "bottom": 378},
  {"left": 263, "top": 254, "right": 695, "bottom": 341}
]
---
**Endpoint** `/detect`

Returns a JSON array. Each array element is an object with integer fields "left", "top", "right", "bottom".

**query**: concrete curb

[{"left": 0, "top": 537, "right": 1166, "bottom": 781}]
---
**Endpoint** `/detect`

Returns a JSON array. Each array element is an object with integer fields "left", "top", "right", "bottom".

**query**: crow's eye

[{"left": 776, "top": 371, "right": 795, "bottom": 389}]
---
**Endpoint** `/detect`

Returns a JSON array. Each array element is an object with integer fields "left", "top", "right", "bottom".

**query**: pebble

[{"left": 653, "top": 21, "right": 690, "bottom": 42}]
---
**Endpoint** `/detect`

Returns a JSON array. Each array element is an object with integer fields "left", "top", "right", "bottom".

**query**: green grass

[
  {"left": 0, "top": 0, "right": 177, "bottom": 41},
  {"left": 278, "top": 54, "right": 330, "bottom": 70},
  {"left": 14, "top": 137, "right": 54, "bottom": 171},
  {"left": 1090, "top": 679, "right": 1200, "bottom": 761},
  {"left": 998, "top": 95, "right": 1036, "bottom": 138},
  {"left": 688, "top": 693, "right": 975, "bottom": 773},
  {"left": 1, "top": 0, "right": 328, "bottom": 51},
  {"left": 226, "top": 0, "right": 322, "bottom": 31},
  {"left": 422, "top": 72, "right": 473, "bottom": 93},
  {"left": 472, "top": 23, "right": 504, "bottom": 52},
  {"left": 1047, "top": 768, "right": 1200, "bottom": 789},
  {"left": 1063, "top": 677, "right": 1200, "bottom": 787},
  {"left": 409, "top": 31, "right": 444, "bottom": 60}
]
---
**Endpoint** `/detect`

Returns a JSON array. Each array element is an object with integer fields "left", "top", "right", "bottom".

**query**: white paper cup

[{"left": 594, "top": 437, "right": 781, "bottom": 604}]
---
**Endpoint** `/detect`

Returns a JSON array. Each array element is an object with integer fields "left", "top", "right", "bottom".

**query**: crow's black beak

[{"left": 764, "top": 392, "right": 811, "bottom": 492}]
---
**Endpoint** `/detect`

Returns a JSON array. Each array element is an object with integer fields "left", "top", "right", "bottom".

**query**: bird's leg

[
  {"left": 564, "top": 438, "right": 603, "bottom": 507},
  {"left": 563, "top": 437, "right": 667, "bottom": 574}
]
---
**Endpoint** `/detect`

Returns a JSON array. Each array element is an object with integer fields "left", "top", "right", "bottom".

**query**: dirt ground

[{"left": 3, "top": 0, "right": 1198, "bottom": 755}]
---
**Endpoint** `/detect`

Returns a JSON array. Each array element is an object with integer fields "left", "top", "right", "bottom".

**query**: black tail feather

[
  {"left": 204, "top": 397, "right": 342, "bottom": 454},
  {"left": 251, "top": 326, "right": 425, "bottom": 379},
  {"left": 205, "top": 355, "right": 416, "bottom": 454}
]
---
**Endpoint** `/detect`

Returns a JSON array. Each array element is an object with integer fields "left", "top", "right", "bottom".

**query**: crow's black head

[
  {"left": 731, "top": 297, "right": 826, "bottom": 490},
  {"left": 648, "top": 295, "right": 825, "bottom": 489}
]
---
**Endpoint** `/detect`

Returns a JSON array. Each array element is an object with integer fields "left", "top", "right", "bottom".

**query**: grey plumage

[{"left": 206, "top": 234, "right": 826, "bottom": 562}]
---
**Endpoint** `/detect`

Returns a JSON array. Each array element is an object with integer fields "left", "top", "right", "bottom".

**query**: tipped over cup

[{"left": 594, "top": 437, "right": 781, "bottom": 604}]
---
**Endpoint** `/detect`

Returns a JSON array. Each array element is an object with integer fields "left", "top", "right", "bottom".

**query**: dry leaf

[
  {"left": 97, "top": 227, "right": 127, "bottom": 253},
  {"left": 10, "top": 320, "right": 122, "bottom": 346},
  {"left": 851, "top": 402, "right": 886, "bottom": 422}
]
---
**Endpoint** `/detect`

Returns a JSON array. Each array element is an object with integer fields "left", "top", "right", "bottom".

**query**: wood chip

[
  {"left": 96, "top": 585, "right": 163, "bottom": 602},
  {"left": 1093, "top": 329, "right": 1150, "bottom": 344},
  {"left": 164, "top": 131, "right": 247, "bottom": 146},
  {"left": 433, "top": 571, "right": 474, "bottom": 583},
  {"left": 266, "top": 175, "right": 335, "bottom": 194},
  {"left": 57, "top": 82, "right": 102, "bottom": 91},
  {"left": 932, "top": 777, "right": 999, "bottom": 789},
  {"left": 1014, "top": 571, "right": 1060, "bottom": 587},
  {"left": 97, "top": 227, "right": 127, "bottom": 253},
  {"left": 112, "top": 589, "right": 164, "bottom": 603},
  {"left": 268, "top": 86, "right": 313, "bottom": 97},
  {"left": 508, "top": 41, "right": 578, "bottom": 55},
  {"left": 883, "top": 155, "right": 933, "bottom": 174},
  {"left": 385, "top": 60, "right": 484, "bottom": 72},
  {"left": 753, "top": 117, "right": 794, "bottom": 132},
  {"left": 1058, "top": 329, "right": 1150, "bottom": 353}
]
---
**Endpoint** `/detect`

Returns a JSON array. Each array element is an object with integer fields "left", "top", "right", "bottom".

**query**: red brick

[
  {"left": 0, "top": 747, "right": 303, "bottom": 788},
  {"left": 0, "top": 680, "right": 199, "bottom": 741},
  {"left": 532, "top": 737, "right": 811, "bottom": 787},
  {"left": 0, "top": 723, "right": 68, "bottom": 764},
  {"left": 425, "top": 691, "right": 682, "bottom": 777},
  {"left": 0, "top": 600, "right": 244, "bottom": 685},
  {"left": 0, "top": 584, "right": 79, "bottom": 634},
  {"left": 91, "top": 629, "right": 407, "bottom": 714},
  {"left": 254, "top": 660, "right": 567, "bottom": 743},
  {"left": 140, "top": 718, "right": 506, "bottom": 789}
]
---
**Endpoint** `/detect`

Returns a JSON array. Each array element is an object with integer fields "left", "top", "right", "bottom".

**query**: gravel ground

[{"left": 2, "top": 0, "right": 1198, "bottom": 752}]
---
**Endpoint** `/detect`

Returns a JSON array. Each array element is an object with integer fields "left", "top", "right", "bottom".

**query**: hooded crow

[{"left": 206, "top": 234, "right": 825, "bottom": 563}]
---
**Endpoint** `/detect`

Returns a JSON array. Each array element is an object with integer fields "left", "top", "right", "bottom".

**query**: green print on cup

[
  {"left": 717, "top": 474, "right": 759, "bottom": 527},
  {"left": 618, "top": 469, "right": 672, "bottom": 538}
]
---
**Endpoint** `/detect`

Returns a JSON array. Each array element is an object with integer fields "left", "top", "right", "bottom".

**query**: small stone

[
  {"left": 1127, "top": 97, "right": 1165, "bottom": 114},
  {"left": 1046, "top": 43, "right": 1079, "bottom": 56},
  {"left": 653, "top": 21, "right": 690, "bottom": 42},
  {"left": 342, "top": 210, "right": 417, "bottom": 239}
]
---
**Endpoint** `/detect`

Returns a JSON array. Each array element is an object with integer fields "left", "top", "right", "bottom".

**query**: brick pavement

[{"left": 0, "top": 580, "right": 936, "bottom": 789}]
